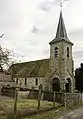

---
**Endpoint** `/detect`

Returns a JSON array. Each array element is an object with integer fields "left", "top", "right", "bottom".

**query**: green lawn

[
  {"left": 17, "top": 99, "right": 53, "bottom": 110},
  {"left": 0, "top": 96, "right": 14, "bottom": 119},
  {"left": 0, "top": 96, "right": 60, "bottom": 119}
]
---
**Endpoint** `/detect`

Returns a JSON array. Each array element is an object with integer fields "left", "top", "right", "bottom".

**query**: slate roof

[
  {"left": 56, "top": 11, "right": 67, "bottom": 38},
  {"left": 11, "top": 59, "right": 50, "bottom": 78}
]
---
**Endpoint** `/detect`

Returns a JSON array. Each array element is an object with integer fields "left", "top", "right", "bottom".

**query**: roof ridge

[{"left": 13, "top": 58, "right": 50, "bottom": 65}]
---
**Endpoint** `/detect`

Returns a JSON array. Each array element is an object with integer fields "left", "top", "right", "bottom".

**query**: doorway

[
  {"left": 65, "top": 78, "right": 71, "bottom": 92},
  {"left": 52, "top": 78, "right": 60, "bottom": 91}
]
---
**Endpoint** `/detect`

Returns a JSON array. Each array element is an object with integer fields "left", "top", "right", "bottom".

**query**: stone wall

[
  {"left": 49, "top": 41, "right": 74, "bottom": 92},
  {"left": 64, "top": 93, "right": 82, "bottom": 108},
  {"left": 14, "top": 77, "right": 49, "bottom": 90}
]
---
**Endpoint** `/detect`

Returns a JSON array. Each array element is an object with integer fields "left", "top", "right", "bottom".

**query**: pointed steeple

[
  {"left": 49, "top": 11, "right": 73, "bottom": 45},
  {"left": 56, "top": 11, "right": 67, "bottom": 38}
]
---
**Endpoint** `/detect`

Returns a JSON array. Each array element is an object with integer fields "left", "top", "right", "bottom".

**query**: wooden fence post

[
  {"left": 64, "top": 93, "right": 67, "bottom": 110},
  {"left": 37, "top": 84, "right": 42, "bottom": 110},
  {"left": 62, "top": 92, "right": 64, "bottom": 105},
  {"left": 81, "top": 91, "right": 82, "bottom": 103},
  {"left": 14, "top": 87, "right": 18, "bottom": 114},
  {"left": 53, "top": 91, "right": 56, "bottom": 108}
]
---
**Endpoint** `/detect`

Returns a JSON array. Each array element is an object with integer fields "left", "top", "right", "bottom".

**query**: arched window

[
  {"left": 55, "top": 47, "right": 58, "bottom": 58},
  {"left": 35, "top": 78, "right": 38, "bottom": 85},
  {"left": 25, "top": 78, "right": 27, "bottom": 86},
  {"left": 67, "top": 47, "right": 69, "bottom": 58}
]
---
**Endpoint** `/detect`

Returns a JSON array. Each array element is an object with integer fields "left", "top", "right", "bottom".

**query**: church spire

[
  {"left": 56, "top": 1, "right": 67, "bottom": 38},
  {"left": 49, "top": 10, "right": 73, "bottom": 45},
  {"left": 56, "top": 10, "right": 67, "bottom": 38}
]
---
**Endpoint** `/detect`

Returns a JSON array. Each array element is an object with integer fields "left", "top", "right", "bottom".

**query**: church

[{"left": 11, "top": 10, "right": 75, "bottom": 93}]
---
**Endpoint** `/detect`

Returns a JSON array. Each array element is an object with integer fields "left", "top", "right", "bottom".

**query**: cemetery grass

[
  {"left": 0, "top": 95, "right": 58, "bottom": 119},
  {"left": 0, "top": 96, "right": 82, "bottom": 119}
]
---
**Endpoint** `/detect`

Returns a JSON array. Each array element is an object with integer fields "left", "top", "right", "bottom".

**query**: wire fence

[
  {"left": 0, "top": 85, "right": 82, "bottom": 119},
  {"left": 0, "top": 86, "right": 64, "bottom": 114}
]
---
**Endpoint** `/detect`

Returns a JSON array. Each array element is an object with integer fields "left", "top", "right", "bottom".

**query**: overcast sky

[{"left": 0, "top": 0, "right": 83, "bottom": 69}]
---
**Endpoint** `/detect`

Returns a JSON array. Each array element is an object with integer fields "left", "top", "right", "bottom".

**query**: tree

[
  {"left": 75, "top": 63, "right": 83, "bottom": 92},
  {"left": 0, "top": 45, "right": 14, "bottom": 71}
]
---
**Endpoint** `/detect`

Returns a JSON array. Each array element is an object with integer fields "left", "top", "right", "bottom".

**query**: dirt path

[{"left": 58, "top": 106, "right": 83, "bottom": 119}]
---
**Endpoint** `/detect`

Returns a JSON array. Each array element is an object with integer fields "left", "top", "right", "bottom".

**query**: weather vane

[
  {"left": 60, "top": 2, "right": 63, "bottom": 8},
  {"left": 0, "top": 34, "right": 4, "bottom": 38}
]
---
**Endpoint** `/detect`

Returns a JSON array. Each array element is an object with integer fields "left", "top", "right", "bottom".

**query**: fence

[
  {"left": 0, "top": 86, "right": 82, "bottom": 115},
  {"left": 42, "top": 90, "right": 64, "bottom": 103},
  {"left": 0, "top": 86, "right": 63, "bottom": 114}
]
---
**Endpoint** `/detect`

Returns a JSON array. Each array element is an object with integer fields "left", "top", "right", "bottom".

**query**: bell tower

[{"left": 49, "top": 11, "right": 74, "bottom": 92}]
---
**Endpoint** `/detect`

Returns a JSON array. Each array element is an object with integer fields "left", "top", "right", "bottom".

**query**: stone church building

[{"left": 11, "top": 11, "right": 75, "bottom": 92}]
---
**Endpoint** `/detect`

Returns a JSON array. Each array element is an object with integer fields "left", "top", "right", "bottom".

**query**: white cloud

[{"left": 0, "top": 0, "right": 83, "bottom": 69}]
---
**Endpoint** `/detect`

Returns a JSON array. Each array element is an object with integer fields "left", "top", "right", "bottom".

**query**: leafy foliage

[
  {"left": 75, "top": 63, "right": 83, "bottom": 92},
  {"left": 0, "top": 45, "right": 14, "bottom": 70}
]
